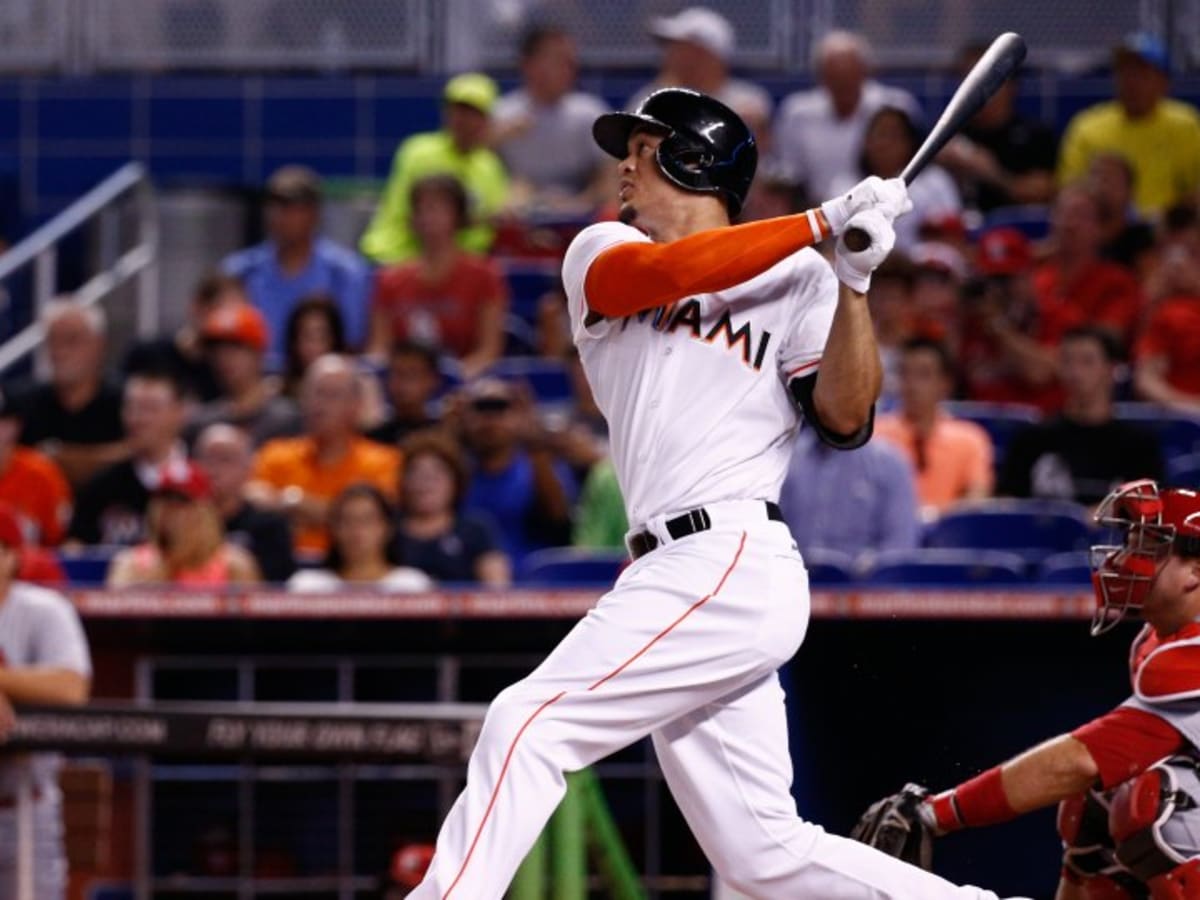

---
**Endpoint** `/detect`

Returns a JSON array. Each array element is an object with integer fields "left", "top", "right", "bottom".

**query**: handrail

[{"left": 0, "top": 162, "right": 147, "bottom": 282}]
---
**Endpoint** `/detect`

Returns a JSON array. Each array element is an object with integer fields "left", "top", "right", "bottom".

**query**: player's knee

[{"left": 477, "top": 683, "right": 559, "bottom": 759}]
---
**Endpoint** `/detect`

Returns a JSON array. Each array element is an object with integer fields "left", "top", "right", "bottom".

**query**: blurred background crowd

[{"left": 2, "top": 3, "right": 1200, "bottom": 592}]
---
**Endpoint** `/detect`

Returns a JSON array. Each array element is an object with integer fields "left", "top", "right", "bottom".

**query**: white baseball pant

[{"left": 410, "top": 501, "right": 1017, "bottom": 899}]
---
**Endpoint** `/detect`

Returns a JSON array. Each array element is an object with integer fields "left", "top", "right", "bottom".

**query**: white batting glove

[
  {"left": 835, "top": 209, "right": 896, "bottom": 292},
  {"left": 820, "top": 176, "right": 913, "bottom": 236}
]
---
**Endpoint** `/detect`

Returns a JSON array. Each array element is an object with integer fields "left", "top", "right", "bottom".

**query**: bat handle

[{"left": 843, "top": 227, "right": 871, "bottom": 252}]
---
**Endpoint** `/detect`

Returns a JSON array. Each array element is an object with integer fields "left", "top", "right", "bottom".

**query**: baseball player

[
  {"left": 410, "top": 88, "right": 1014, "bottom": 899},
  {"left": 853, "top": 478, "right": 1200, "bottom": 898},
  {"left": 0, "top": 503, "right": 92, "bottom": 900}
]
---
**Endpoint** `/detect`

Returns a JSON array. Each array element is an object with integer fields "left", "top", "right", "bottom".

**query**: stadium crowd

[{"left": 3, "top": 9, "right": 1200, "bottom": 588}]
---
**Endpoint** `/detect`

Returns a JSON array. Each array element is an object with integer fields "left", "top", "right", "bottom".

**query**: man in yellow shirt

[
  {"left": 360, "top": 73, "right": 510, "bottom": 263},
  {"left": 1059, "top": 33, "right": 1200, "bottom": 216}
]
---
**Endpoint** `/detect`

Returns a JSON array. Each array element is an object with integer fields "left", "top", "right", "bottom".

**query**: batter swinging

[{"left": 409, "top": 88, "right": 1018, "bottom": 899}]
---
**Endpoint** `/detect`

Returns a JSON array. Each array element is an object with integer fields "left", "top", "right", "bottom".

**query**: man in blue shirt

[
  {"left": 222, "top": 166, "right": 371, "bottom": 364},
  {"left": 779, "top": 425, "right": 920, "bottom": 562}
]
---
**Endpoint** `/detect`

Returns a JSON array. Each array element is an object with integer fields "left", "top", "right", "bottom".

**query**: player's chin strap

[{"left": 787, "top": 372, "right": 874, "bottom": 450}]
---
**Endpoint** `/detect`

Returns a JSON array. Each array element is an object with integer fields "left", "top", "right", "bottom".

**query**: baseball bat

[{"left": 842, "top": 31, "right": 1027, "bottom": 252}]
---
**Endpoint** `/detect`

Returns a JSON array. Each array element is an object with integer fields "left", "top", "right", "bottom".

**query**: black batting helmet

[{"left": 593, "top": 88, "right": 757, "bottom": 216}]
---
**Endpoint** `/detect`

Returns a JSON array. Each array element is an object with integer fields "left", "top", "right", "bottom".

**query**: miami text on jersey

[{"left": 621, "top": 298, "right": 773, "bottom": 371}]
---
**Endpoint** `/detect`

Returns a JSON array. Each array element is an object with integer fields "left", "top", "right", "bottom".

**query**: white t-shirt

[
  {"left": 772, "top": 81, "right": 922, "bottom": 201},
  {"left": 286, "top": 567, "right": 434, "bottom": 593},
  {"left": 562, "top": 221, "right": 838, "bottom": 529},
  {"left": 493, "top": 89, "right": 611, "bottom": 194}
]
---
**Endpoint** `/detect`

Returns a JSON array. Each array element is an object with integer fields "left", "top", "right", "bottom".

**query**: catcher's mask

[{"left": 1090, "top": 479, "right": 1200, "bottom": 636}]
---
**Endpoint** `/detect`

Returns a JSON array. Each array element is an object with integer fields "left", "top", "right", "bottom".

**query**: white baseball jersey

[{"left": 561, "top": 221, "right": 838, "bottom": 528}]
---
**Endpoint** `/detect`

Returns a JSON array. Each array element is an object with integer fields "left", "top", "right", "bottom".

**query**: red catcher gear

[
  {"left": 1090, "top": 481, "right": 1200, "bottom": 636},
  {"left": 1109, "top": 755, "right": 1200, "bottom": 896}
]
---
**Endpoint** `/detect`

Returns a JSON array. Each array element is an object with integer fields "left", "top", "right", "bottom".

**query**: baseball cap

[
  {"left": 647, "top": 7, "right": 735, "bottom": 63},
  {"left": 266, "top": 165, "right": 322, "bottom": 205},
  {"left": 202, "top": 302, "right": 270, "bottom": 353},
  {"left": 0, "top": 504, "right": 24, "bottom": 551},
  {"left": 465, "top": 377, "right": 515, "bottom": 411},
  {"left": 1114, "top": 32, "right": 1170, "bottom": 74},
  {"left": 910, "top": 242, "right": 968, "bottom": 280},
  {"left": 976, "top": 227, "right": 1034, "bottom": 277},
  {"left": 443, "top": 73, "right": 499, "bottom": 115},
  {"left": 155, "top": 462, "right": 213, "bottom": 502}
]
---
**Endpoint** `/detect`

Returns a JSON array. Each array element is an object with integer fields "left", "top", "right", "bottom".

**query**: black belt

[{"left": 628, "top": 501, "right": 784, "bottom": 560}]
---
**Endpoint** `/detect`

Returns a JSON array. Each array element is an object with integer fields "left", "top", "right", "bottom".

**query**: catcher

[{"left": 853, "top": 479, "right": 1200, "bottom": 898}]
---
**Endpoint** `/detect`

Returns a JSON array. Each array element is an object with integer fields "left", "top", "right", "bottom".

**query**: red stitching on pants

[{"left": 442, "top": 530, "right": 748, "bottom": 896}]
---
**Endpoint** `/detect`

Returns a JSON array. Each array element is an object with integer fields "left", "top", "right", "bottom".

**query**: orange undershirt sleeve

[{"left": 583, "top": 209, "right": 832, "bottom": 318}]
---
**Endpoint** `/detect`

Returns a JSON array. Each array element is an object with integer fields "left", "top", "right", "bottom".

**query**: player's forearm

[
  {"left": 584, "top": 210, "right": 831, "bottom": 317},
  {"left": 810, "top": 284, "right": 882, "bottom": 435},
  {"left": 0, "top": 668, "right": 90, "bottom": 706}
]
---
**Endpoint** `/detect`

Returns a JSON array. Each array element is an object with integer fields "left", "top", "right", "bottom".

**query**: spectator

[
  {"left": 194, "top": 424, "right": 296, "bottom": 583},
  {"left": 188, "top": 301, "right": 300, "bottom": 446},
  {"left": 0, "top": 504, "right": 91, "bottom": 900},
  {"left": 1088, "top": 153, "right": 1155, "bottom": 274},
  {"left": 779, "top": 426, "right": 919, "bottom": 560},
  {"left": 626, "top": 7, "right": 772, "bottom": 144},
  {"left": 909, "top": 241, "right": 968, "bottom": 353},
  {"left": 456, "top": 378, "right": 574, "bottom": 566},
  {"left": 367, "top": 339, "right": 442, "bottom": 446},
  {"left": 360, "top": 73, "right": 509, "bottom": 264},
  {"left": 533, "top": 290, "right": 572, "bottom": 360},
  {"left": 367, "top": 174, "right": 509, "bottom": 377},
  {"left": 866, "top": 255, "right": 917, "bottom": 407},
  {"left": 1059, "top": 32, "right": 1200, "bottom": 216},
  {"left": 222, "top": 165, "right": 371, "bottom": 357},
  {"left": 773, "top": 30, "right": 920, "bottom": 201},
  {"left": 0, "top": 391, "right": 71, "bottom": 546},
  {"left": 67, "top": 370, "right": 189, "bottom": 547},
  {"left": 1134, "top": 206, "right": 1200, "bottom": 412},
  {"left": 938, "top": 41, "right": 1058, "bottom": 211},
  {"left": 282, "top": 295, "right": 347, "bottom": 398},
  {"left": 572, "top": 457, "right": 627, "bottom": 551},
  {"left": 548, "top": 348, "right": 607, "bottom": 484},
  {"left": 393, "top": 429, "right": 510, "bottom": 586},
  {"left": 249, "top": 355, "right": 401, "bottom": 555},
  {"left": 1000, "top": 326, "right": 1163, "bottom": 504},
  {"left": 124, "top": 272, "right": 233, "bottom": 402},
  {"left": 287, "top": 484, "right": 432, "bottom": 592},
  {"left": 491, "top": 25, "right": 610, "bottom": 212},
  {"left": 106, "top": 461, "right": 261, "bottom": 587},
  {"left": 831, "top": 105, "right": 961, "bottom": 250},
  {"left": 11, "top": 300, "right": 126, "bottom": 489},
  {"left": 874, "top": 338, "right": 994, "bottom": 515}
]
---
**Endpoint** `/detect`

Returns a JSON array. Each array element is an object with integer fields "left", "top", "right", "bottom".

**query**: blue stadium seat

[
  {"left": 801, "top": 548, "right": 858, "bottom": 585},
  {"left": 1111, "top": 403, "right": 1200, "bottom": 463},
  {"left": 498, "top": 259, "right": 561, "bottom": 322},
  {"left": 922, "top": 499, "right": 1092, "bottom": 563},
  {"left": 1167, "top": 452, "right": 1200, "bottom": 489},
  {"left": 864, "top": 549, "right": 1028, "bottom": 585},
  {"left": 521, "top": 548, "right": 627, "bottom": 585},
  {"left": 488, "top": 356, "right": 573, "bottom": 404},
  {"left": 978, "top": 204, "right": 1051, "bottom": 240},
  {"left": 942, "top": 401, "right": 1041, "bottom": 470},
  {"left": 58, "top": 547, "right": 121, "bottom": 585},
  {"left": 1038, "top": 551, "right": 1093, "bottom": 586}
]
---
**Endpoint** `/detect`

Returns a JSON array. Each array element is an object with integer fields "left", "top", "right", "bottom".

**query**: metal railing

[{"left": 0, "top": 162, "right": 158, "bottom": 375}]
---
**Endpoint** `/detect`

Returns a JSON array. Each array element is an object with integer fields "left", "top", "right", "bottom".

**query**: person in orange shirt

[
  {"left": 248, "top": 354, "right": 401, "bottom": 555},
  {"left": 874, "top": 337, "right": 994, "bottom": 516},
  {"left": 0, "top": 390, "right": 72, "bottom": 545}
]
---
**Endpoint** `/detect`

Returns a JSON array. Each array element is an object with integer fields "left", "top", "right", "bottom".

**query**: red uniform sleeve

[
  {"left": 1071, "top": 706, "right": 1185, "bottom": 790},
  {"left": 583, "top": 209, "right": 831, "bottom": 317}
]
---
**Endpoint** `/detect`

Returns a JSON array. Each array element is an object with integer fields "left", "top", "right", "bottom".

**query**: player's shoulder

[
  {"left": 563, "top": 221, "right": 648, "bottom": 273},
  {"left": 1134, "top": 623, "right": 1200, "bottom": 703}
]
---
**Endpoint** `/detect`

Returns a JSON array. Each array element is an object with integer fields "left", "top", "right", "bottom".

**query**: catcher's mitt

[{"left": 849, "top": 783, "right": 934, "bottom": 869}]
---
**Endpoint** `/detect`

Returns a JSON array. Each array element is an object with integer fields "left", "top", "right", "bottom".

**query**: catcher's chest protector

[{"left": 1110, "top": 755, "right": 1200, "bottom": 898}]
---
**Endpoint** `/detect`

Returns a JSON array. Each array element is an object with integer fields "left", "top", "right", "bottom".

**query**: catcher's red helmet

[{"left": 1090, "top": 479, "right": 1200, "bottom": 635}]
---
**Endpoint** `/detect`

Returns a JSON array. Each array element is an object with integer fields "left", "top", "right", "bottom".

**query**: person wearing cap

[
  {"left": 773, "top": 30, "right": 921, "bottom": 203},
  {"left": 188, "top": 301, "right": 301, "bottom": 447},
  {"left": 221, "top": 165, "right": 372, "bottom": 359},
  {"left": 1058, "top": 32, "right": 1200, "bottom": 216},
  {"left": 105, "top": 461, "right": 261, "bottom": 587},
  {"left": 0, "top": 391, "right": 72, "bottom": 547},
  {"left": 491, "top": 25, "right": 612, "bottom": 213},
  {"left": 0, "top": 503, "right": 91, "bottom": 900},
  {"left": 627, "top": 7, "right": 772, "bottom": 145},
  {"left": 360, "top": 73, "right": 509, "bottom": 264}
]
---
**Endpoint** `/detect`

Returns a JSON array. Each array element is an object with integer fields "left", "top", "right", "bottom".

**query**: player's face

[
  {"left": 617, "top": 129, "right": 678, "bottom": 229},
  {"left": 1141, "top": 553, "right": 1200, "bottom": 621}
]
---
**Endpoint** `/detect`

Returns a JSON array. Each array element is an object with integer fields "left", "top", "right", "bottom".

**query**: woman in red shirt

[{"left": 367, "top": 174, "right": 509, "bottom": 377}]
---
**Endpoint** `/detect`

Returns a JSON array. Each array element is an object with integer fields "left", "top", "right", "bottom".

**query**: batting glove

[
  {"left": 835, "top": 208, "right": 896, "bottom": 292},
  {"left": 820, "top": 176, "right": 913, "bottom": 236}
]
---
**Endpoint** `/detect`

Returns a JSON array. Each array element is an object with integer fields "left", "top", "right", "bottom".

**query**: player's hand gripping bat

[{"left": 843, "top": 31, "right": 1027, "bottom": 252}]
